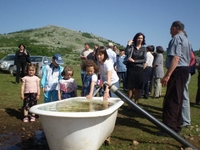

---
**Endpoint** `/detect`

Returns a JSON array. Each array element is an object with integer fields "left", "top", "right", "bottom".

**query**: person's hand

[
  {"left": 42, "top": 88, "right": 45, "bottom": 93},
  {"left": 128, "top": 57, "right": 134, "bottom": 62},
  {"left": 127, "top": 40, "right": 133, "bottom": 46},
  {"left": 161, "top": 75, "right": 170, "bottom": 86},
  {"left": 24, "top": 50, "right": 27, "bottom": 55},
  {"left": 80, "top": 55, "right": 87, "bottom": 60},
  {"left": 20, "top": 95, "right": 24, "bottom": 100},
  {"left": 36, "top": 95, "right": 40, "bottom": 100},
  {"left": 86, "top": 94, "right": 92, "bottom": 100}
]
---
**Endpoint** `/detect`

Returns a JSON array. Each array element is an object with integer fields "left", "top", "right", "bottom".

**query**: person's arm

[
  {"left": 21, "top": 80, "right": 25, "bottom": 100},
  {"left": 152, "top": 54, "right": 160, "bottom": 68},
  {"left": 189, "top": 50, "right": 195, "bottom": 67},
  {"left": 56, "top": 81, "right": 61, "bottom": 100},
  {"left": 143, "top": 52, "right": 149, "bottom": 69},
  {"left": 36, "top": 78, "right": 40, "bottom": 100},
  {"left": 125, "top": 40, "right": 133, "bottom": 56},
  {"left": 86, "top": 81, "right": 96, "bottom": 99},
  {"left": 153, "top": 64, "right": 158, "bottom": 68},
  {"left": 161, "top": 56, "right": 180, "bottom": 86},
  {"left": 114, "top": 56, "right": 118, "bottom": 71},
  {"left": 113, "top": 52, "right": 117, "bottom": 64},
  {"left": 80, "top": 55, "right": 87, "bottom": 60},
  {"left": 103, "top": 70, "right": 112, "bottom": 100},
  {"left": 143, "top": 63, "right": 148, "bottom": 69},
  {"left": 58, "top": 90, "right": 61, "bottom": 100},
  {"left": 24, "top": 49, "right": 31, "bottom": 63},
  {"left": 80, "top": 50, "right": 87, "bottom": 60}
]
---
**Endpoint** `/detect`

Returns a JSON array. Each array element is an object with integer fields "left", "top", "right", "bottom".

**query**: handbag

[
  {"left": 24, "top": 49, "right": 31, "bottom": 63},
  {"left": 123, "top": 56, "right": 129, "bottom": 65},
  {"left": 123, "top": 46, "right": 133, "bottom": 65}
]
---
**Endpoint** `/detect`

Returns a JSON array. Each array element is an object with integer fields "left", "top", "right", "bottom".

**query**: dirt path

[{"left": 0, "top": 108, "right": 49, "bottom": 150}]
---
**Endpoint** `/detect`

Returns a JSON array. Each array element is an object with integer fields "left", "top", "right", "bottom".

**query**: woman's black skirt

[{"left": 127, "top": 66, "right": 144, "bottom": 89}]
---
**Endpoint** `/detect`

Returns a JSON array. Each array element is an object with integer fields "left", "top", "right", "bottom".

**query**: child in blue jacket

[{"left": 41, "top": 54, "right": 64, "bottom": 103}]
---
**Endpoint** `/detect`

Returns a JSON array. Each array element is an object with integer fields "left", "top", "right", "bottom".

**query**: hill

[{"left": 0, "top": 25, "right": 123, "bottom": 61}]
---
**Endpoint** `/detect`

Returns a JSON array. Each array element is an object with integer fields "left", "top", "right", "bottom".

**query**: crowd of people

[{"left": 17, "top": 20, "right": 199, "bottom": 137}]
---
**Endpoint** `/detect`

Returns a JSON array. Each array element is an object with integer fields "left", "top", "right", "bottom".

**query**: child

[
  {"left": 41, "top": 54, "right": 64, "bottom": 103},
  {"left": 21, "top": 63, "right": 40, "bottom": 122},
  {"left": 57, "top": 66, "right": 78, "bottom": 100},
  {"left": 81, "top": 60, "right": 99, "bottom": 99},
  {"left": 96, "top": 46, "right": 119, "bottom": 100},
  {"left": 114, "top": 49, "right": 127, "bottom": 91}
]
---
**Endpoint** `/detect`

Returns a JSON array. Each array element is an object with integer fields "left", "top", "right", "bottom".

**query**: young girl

[
  {"left": 81, "top": 60, "right": 99, "bottom": 99},
  {"left": 57, "top": 66, "right": 77, "bottom": 100},
  {"left": 96, "top": 46, "right": 119, "bottom": 100},
  {"left": 21, "top": 63, "right": 40, "bottom": 122}
]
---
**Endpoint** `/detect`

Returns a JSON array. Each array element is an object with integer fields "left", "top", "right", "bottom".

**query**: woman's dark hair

[
  {"left": 95, "top": 46, "right": 109, "bottom": 62},
  {"left": 81, "top": 59, "right": 99, "bottom": 74},
  {"left": 156, "top": 46, "right": 164, "bottom": 53},
  {"left": 132, "top": 32, "right": 146, "bottom": 46},
  {"left": 61, "top": 66, "right": 74, "bottom": 76},
  {"left": 18, "top": 44, "right": 26, "bottom": 49}
]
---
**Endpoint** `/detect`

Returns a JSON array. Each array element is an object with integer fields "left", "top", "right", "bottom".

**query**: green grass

[{"left": 0, "top": 67, "right": 200, "bottom": 150}]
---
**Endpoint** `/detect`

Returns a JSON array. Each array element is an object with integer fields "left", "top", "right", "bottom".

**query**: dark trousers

[
  {"left": 142, "top": 67, "right": 152, "bottom": 98},
  {"left": 16, "top": 61, "right": 26, "bottom": 83},
  {"left": 117, "top": 72, "right": 127, "bottom": 90},
  {"left": 149, "top": 69, "right": 154, "bottom": 94},
  {"left": 196, "top": 73, "right": 200, "bottom": 104},
  {"left": 163, "top": 67, "right": 189, "bottom": 132}
]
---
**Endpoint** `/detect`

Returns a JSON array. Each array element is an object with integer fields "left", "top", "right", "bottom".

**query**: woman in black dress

[
  {"left": 125, "top": 32, "right": 146, "bottom": 105},
  {"left": 14, "top": 44, "right": 30, "bottom": 84}
]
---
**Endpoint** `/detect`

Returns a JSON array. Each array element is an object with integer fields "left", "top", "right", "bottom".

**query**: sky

[{"left": 1, "top": 0, "right": 200, "bottom": 51}]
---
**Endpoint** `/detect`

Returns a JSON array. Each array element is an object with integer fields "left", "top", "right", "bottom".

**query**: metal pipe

[{"left": 104, "top": 82, "right": 197, "bottom": 150}]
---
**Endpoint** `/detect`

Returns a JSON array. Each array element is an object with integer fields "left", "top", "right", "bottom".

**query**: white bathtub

[{"left": 29, "top": 97, "right": 124, "bottom": 150}]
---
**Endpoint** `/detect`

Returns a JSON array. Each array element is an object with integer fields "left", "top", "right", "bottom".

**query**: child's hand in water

[
  {"left": 103, "top": 100, "right": 108, "bottom": 109},
  {"left": 86, "top": 94, "right": 92, "bottom": 100}
]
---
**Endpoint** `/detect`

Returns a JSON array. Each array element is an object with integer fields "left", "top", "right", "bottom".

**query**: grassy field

[{"left": 0, "top": 66, "right": 200, "bottom": 150}]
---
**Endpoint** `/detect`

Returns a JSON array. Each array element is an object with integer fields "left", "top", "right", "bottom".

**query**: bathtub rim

[{"left": 29, "top": 97, "right": 124, "bottom": 118}]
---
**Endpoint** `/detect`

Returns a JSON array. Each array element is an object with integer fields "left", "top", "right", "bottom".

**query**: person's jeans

[
  {"left": 182, "top": 74, "right": 191, "bottom": 126},
  {"left": 81, "top": 73, "right": 85, "bottom": 87},
  {"left": 16, "top": 62, "right": 26, "bottom": 83},
  {"left": 106, "top": 81, "right": 119, "bottom": 98},
  {"left": 117, "top": 72, "right": 127, "bottom": 90},
  {"left": 44, "top": 90, "right": 58, "bottom": 103}
]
